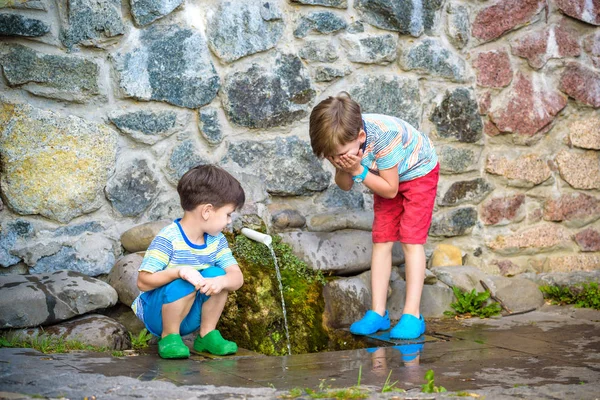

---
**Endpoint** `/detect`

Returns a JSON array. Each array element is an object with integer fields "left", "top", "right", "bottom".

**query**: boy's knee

[{"left": 164, "top": 278, "right": 196, "bottom": 303}]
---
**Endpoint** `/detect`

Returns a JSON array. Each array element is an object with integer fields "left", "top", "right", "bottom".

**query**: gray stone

[
  {"left": 445, "top": 3, "right": 469, "bottom": 49},
  {"left": 307, "top": 211, "right": 373, "bottom": 232},
  {"left": 290, "top": 0, "right": 347, "bottom": 8},
  {"left": 341, "top": 33, "right": 398, "bottom": 64},
  {"left": 60, "top": 0, "right": 125, "bottom": 49},
  {"left": 227, "top": 136, "right": 330, "bottom": 196},
  {"left": 207, "top": 1, "right": 284, "bottom": 63},
  {"left": 323, "top": 267, "right": 454, "bottom": 328},
  {"left": 299, "top": 40, "right": 339, "bottom": 62},
  {"left": 399, "top": 38, "right": 469, "bottom": 82},
  {"left": 355, "top": 0, "right": 443, "bottom": 37},
  {"left": 9, "top": 314, "right": 131, "bottom": 350},
  {"left": 121, "top": 220, "right": 170, "bottom": 253},
  {"left": 271, "top": 210, "right": 306, "bottom": 230},
  {"left": 439, "top": 178, "right": 494, "bottom": 206},
  {"left": 105, "top": 157, "right": 159, "bottom": 218},
  {"left": 109, "top": 110, "right": 177, "bottom": 145},
  {"left": 221, "top": 53, "right": 315, "bottom": 129},
  {"left": 130, "top": 0, "right": 183, "bottom": 26},
  {"left": 0, "top": 0, "right": 45, "bottom": 9},
  {"left": 198, "top": 108, "right": 223, "bottom": 146},
  {"left": 279, "top": 230, "right": 404, "bottom": 275},
  {"left": 519, "top": 270, "right": 600, "bottom": 287},
  {"left": 293, "top": 11, "right": 347, "bottom": 38},
  {"left": 488, "top": 275, "right": 545, "bottom": 313},
  {"left": 430, "top": 207, "right": 478, "bottom": 237},
  {"left": 0, "top": 13, "right": 49, "bottom": 37},
  {"left": 0, "top": 271, "right": 118, "bottom": 329},
  {"left": 9, "top": 222, "right": 118, "bottom": 276},
  {"left": 0, "top": 219, "right": 34, "bottom": 268},
  {"left": 0, "top": 101, "right": 117, "bottom": 223},
  {"left": 437, "top": 145, "right": 481, "bottom": 175},
  {"left": 346, "top": 21, "right": 364, "bottom": 33},
  {"left": 0, "top": 44, "right": 100, "bottom": 103},
  {"left": 432, "top": 265, "right": 493, "bottom": 293},
  {"left": 146, "top": 195, "right": 182, "bottom": 222},
  {"left": 349, "top": 74, "right": 421, "bottom": 128},
  {"left": 226, "top": 171, "right": 269, "bottom": 205},
  {"left": 107, "top": 253, "right": 143, "bottom": 306},
  {"left": 112, "top": 24, "right": 219, "bottom": 109},
  {"left": 388, "top": 278, "right": 455, "bottom": 319},
  {"left": 317, "top": 185, "right": 364, "bottom": 209},
  {"left": 431, "top": 87, "right": 483, "bottom": 143},
  {"left": 322, "top": 269, "right": 371, "bottom": 328},
  {"left": 314, "top": 66, "right": 350, "bottom": 82},
  {"left": 164, "top": 140, "right": 209, "bottom": 185}
]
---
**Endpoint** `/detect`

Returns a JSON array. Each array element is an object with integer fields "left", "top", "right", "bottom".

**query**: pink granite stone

[
  {"left": 556, "top": 149, "right": 600, "bottom": 189},
  {"left": 559, "top": 63, "right": 600, "bottom": 108},
  {"left": 545, "top": 254, "right": 600, "bottom": 273},
  {"left": 490, "top": 72, "right": 567, "bottom": 136},
  {"left": 473, "top": 49, "right": 513, "bottom": 88},
  {"left": 574, "top": 228, "right": 600, "bottom": 252},
  {"left": 486, "top": 224, "right": 571, "bottom": 255},
  {"left": 544, "top": 192, "right": 600, "bottom": 226},
  {"left": 511, "top": 22, "right": 581, "bottom": 69},
  {"left": 472, "top": 0, "right": 547, "bottom": 42},
  {"left": 486, "top": 153, "right": 552, "bottom": 187},
  {"left": 556, "top": 0, "right": 600, "bottom": 26},
  {"left": 583, "top": 32, "right": 600, "bottom": 68},
  {"left": 478, "top": 91, "right": 492, "bottom": 115},
  {"left": 481, "top": 193, "right": 526, "bottom": 225},
  {"left": 484, "top": 119, "right": 502, "bottom": 137}
]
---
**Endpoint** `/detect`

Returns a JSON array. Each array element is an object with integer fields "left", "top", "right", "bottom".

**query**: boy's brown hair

[
  {"left": 309, "top": 91, "right": 363, "bottom": 158},
  {"left": 177, "top": 164, "right": 245, "bottom": 211}
]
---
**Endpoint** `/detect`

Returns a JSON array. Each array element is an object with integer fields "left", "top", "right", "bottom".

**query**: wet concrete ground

[{"left": 1, "top": 305, "right": 599, "bottom": 399}]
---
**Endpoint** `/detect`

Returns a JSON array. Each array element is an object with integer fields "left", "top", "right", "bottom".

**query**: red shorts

[{"left": 372, "top": 164, "right": 439, "bottom": 244}]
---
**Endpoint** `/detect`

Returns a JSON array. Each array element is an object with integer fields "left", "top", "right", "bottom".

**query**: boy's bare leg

[
  {"left": 199, "top": 291, "right": 228, "bottom": 337},
  {"left": 402, "top": 243, "right": 426, "bottom": 317},
  {"left": 371, "top": 242, "right": 394, "bottom": 316},
  {"left": 162, "top": 291, "right": 196, "bottom": 338}
]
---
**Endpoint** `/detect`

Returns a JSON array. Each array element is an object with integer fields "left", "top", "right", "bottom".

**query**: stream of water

[{"left": 268, "top": 245, "right": 292, "bottom": 356}]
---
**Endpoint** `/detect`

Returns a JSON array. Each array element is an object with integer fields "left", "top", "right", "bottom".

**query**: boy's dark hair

[
  {"left": 309, "top": 91, "right": 363, "bottom": 158},
  {"left": 177, "top": 164, "right": 245, "bottom": 211}
]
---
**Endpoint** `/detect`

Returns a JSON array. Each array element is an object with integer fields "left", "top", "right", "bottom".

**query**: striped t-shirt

[
  {"left": 361, "top": 114, "right": 438, "bottom": 182},
  {"left": 131, "top": 219, "right": 237, "bottom": 319}
]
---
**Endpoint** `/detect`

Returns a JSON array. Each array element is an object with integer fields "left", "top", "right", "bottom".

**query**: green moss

[{"left": 219, "top": 233, "right": 330, "bottom": 355}]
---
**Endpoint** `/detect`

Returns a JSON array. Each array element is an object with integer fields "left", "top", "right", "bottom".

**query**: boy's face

[
  {"left": 329, "top": 129, "right": 366, "bottom": 163},
  {"left": 205, "top": 203, "right": 236, "bottom": 236}
]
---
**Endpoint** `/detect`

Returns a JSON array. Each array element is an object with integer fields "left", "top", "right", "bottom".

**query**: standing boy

[
  {"left": 309, "top": 92, "right": 439, "bottom": 339},
  {"left": 131, "top": 164, "right": 245, "bottom": 358}
]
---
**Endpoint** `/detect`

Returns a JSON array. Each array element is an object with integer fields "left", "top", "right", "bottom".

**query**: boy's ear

[
  {"left": 200, "top": 204, "right": 213, "bottom": 220},
  {"left": 358, "top": 129, "right": 366, "bottom": 143}
]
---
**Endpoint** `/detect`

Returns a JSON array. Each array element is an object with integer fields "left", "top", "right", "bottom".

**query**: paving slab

[{"left": 0, "top": 305, "right": 599, "bottom": 399}]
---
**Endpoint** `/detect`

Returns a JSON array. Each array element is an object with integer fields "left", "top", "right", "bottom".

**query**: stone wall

[{"left": 0, "top": 0, "right": 599, "bottom": 278}]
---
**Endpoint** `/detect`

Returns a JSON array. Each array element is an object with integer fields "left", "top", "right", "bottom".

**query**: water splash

[{"left": 268, "top": 245, "right": 292, "bottom": 356}]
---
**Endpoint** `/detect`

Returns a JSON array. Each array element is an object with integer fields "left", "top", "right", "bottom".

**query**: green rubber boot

[
  {"left": 194, "top": 330, "right": 238, "bottom": 356},
  {"left": 158, "top": 334, "right": 190, "bottom": 359}
]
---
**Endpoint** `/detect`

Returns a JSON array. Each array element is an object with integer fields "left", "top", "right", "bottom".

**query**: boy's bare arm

[
  {"left": 334, "top": 168, "right": 354, "bottom": 191},
  {"left": 137, "top": 269, "right": 181, "bottom": 292},
  {"left": 362, "top": 166, "right": 399, "bottom": 199}
]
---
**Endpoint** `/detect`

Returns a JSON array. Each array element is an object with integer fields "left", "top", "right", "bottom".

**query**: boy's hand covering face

[{"left": 327, "top": 148, "right": 364, "bottom": 176}]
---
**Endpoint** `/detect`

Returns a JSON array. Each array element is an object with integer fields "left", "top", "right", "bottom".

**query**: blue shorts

[{"left": 139, "top": 267, "right": 226, "bottom": 337}]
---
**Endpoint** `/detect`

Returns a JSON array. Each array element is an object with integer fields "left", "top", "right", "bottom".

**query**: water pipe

[{"left": 240, "top": 228, "right": 272, "bottom": 246}]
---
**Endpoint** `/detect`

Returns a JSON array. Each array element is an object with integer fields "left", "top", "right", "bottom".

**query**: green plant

[
  {"left": 540, "top": 282, "right": 600, "bottom": 310},
  {"left": 129, "top": 328, "right": 153, "bottom": 350},
  {"left": 0, "top": 333, "right": 106, "bottom": 354},
  {"left": 284, "top": 366, "right": 368, "bottom": 399},
  {"left": 421, "top": 369, "right": 446, "bottom": 393},
  {"left": 112, "top": 350, "right": 125, "bottom": 357},
  {"left": 381, "top": 370, "right": 405, "bottom": 393},
  {"left": 444, "top": 287, "right": 502, "bottom": 318}
]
